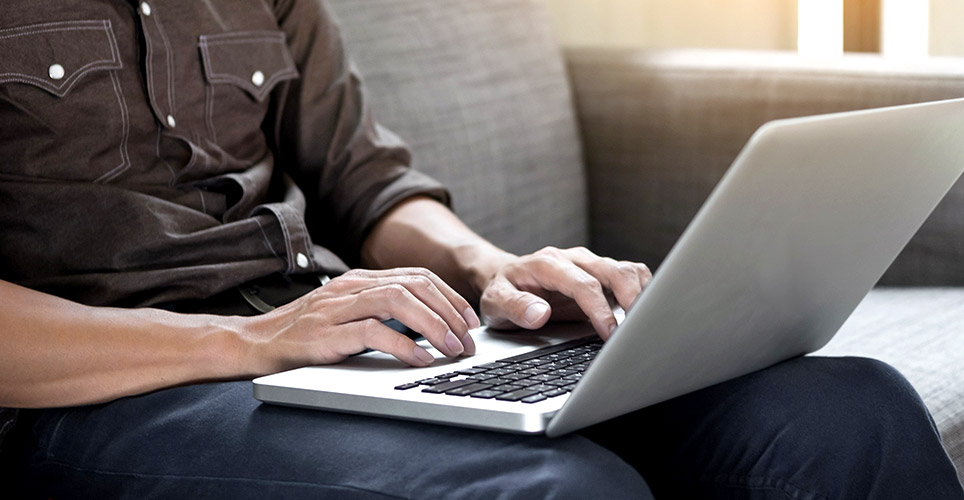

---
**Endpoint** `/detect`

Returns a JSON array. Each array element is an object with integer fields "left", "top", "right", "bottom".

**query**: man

[{"left": 1, "top": 0, "right": 962, "bottom": 498}]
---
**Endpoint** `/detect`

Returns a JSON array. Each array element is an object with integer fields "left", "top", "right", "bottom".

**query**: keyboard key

[
  {"left": 469, "top": 390, "right": 504, "bottom": 399},
  {"left": 543, "top": 388, "right": 569, "bottom": 398},
  {"left": 523, "top": 384, "right": 556, "bottom": 393},
  {"left": 496, "top": 389, "right": 541, "bottom": 401},
  {"left": 490, "top": 383, "right": 525, "bottom": 393},
  {"left": 445, "top": 383, "right": 494, "bottom": 396},
  {"left": 422, "top": 379, "right": 476, "bottom": 393},
  {"left": 479, "top": 362, "right": 510, "bottom": 369},
  {"left": 528, "top": 374, "right": 560, "bottom": 382},
  {"left": 522, "top": 394, "right": 548, "bottom": 403},
  {"left": 545, "top": 379, "right": 571, "bottom": 387},
  {"left": 418, "top": 378, "right": 450, "bottom": 386},
  {"left": 456, "top": 367, "right": 490, "bottom": 375},
  {"left": 394, "top": 382, "right": 420, "bottom": 390}
]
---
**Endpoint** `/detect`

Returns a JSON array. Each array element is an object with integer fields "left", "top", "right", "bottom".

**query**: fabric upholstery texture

[
  {"left": 326, "top": 0, "right": 588, "bottom": 256},
  {"left": 817, "top": 288, "right": 964, "bottom": 485},
  {"left": 568, "top": 48, "right": 964, "bottom": 286}
]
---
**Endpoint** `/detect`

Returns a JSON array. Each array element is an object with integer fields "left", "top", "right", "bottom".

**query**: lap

[
  {"left": 10, "top": 356, "right": 962, "bottom": 500},
  {"left": 12, "top": 380, "right": 651, "bottom": 500}
]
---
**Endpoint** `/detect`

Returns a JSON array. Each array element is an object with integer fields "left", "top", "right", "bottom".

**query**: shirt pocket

[
  {"left": 0, "top": 20, "right": 130, "bottom": 183},
  {"left": 198, "top": 31, "right": 299, "bottom": 161}
]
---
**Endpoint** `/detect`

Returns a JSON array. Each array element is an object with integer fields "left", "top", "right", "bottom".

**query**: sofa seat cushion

[{"left": 815, "top": 287, "right": 964, "bottom": 482}]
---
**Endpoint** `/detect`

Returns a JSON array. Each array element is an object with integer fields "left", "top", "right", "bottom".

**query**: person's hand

[
  {"left": 479, "top": 247, "right": 651, "bottom": 340},
  {"left": 237, "top": 268, "right": 481, "bottom": 372}
]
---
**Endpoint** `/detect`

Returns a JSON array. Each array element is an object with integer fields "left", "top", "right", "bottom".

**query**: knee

[
  {"left": 470, "top": 438, "right": 653, "bottom": 500},
  {"left": 760, "top": 357, "right": 937, "bottom": 457}
]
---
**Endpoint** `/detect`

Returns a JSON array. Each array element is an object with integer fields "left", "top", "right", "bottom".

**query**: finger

[
  {"left": 329, "top": 268, "right": 480, "bottom": 339},
  {"left": 346, "top": 284, "right": 467, "bottom": 357},
  {"left": 508, "top": 255, "right": 618, "bottom": 339},
  {"left": 346, "top": 319, "right": 436, "bottom": 367},
  {"left": 566, "top": 251, "right": 650, "bottom": 311},
  {"left": 479, "top": 276, "right": 551, "bottom": 331}
]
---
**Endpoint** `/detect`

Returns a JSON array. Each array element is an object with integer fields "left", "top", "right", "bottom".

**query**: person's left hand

[{"left": 478, "top": 246, "right": 652, "bottom": 340}]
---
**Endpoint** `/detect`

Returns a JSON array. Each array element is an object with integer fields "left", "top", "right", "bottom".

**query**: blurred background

[{"left": 542, "top": 0, "right": 963, "bottom": 58}]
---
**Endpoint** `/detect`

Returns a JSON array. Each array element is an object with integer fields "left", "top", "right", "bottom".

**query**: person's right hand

[{"left": 236, "top": 268, "right": 481, "bottom": 374}]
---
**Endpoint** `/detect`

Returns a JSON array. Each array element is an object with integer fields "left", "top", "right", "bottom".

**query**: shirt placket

[{"left": 134, "top": 0, "right": 178, "bottom": 131}]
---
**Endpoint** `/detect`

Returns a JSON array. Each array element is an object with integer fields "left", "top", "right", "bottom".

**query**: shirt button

[
  {"left": 166, "top": 114, "right": 176, "bottom": 128},
  {"left": 140, "top": 2, "right": 152, "bottom": 16},
  {"left": 48, "top": 64, "right": 65, "bottom": 80},
  {"left": 296, "top": 252, "right": 310, "bottom": 269},
  {"left": 251, "top": 70, "right": 265, "bottom": 87}
]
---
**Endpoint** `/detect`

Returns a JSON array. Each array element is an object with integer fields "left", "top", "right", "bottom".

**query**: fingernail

[
  {"left": 463, "top": 307, "right": 481, "bottom": 329},
  {"left": 524, "top": 302, "right": 549, "bottom": 325},
  {"left": 413, "top": 346, "right": 435, "bottom": 365},
  {"left": 461, "top": 332, "right": 476, "bottom": 355},
  {"left": 444, "top": 330, "right": 464, "bottom": 355}
]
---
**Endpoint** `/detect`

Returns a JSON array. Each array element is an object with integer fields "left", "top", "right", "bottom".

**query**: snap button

[
  {"left": 140, "top": 2, "right": 152, "bottom": 16},
  {"left": 166, "top": 114, "right": 176, "bottom": 128},
  {"left": 296, "top": 252, "right": 310, "bottom": 269},
  {"left": 48, "top": 64, "right": 65, "bottom": 80},
  {"left": 251, "top": 70, "right": 265, "bottom": 87}
]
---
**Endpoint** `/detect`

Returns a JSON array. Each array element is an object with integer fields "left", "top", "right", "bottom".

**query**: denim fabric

[{"left": 8, "top": 357, "right": 963, "bottom": 499}]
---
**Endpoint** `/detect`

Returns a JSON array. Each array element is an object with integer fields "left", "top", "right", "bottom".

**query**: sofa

[{"left": 325, "top": 0, "right": 964, "bottom": 482}]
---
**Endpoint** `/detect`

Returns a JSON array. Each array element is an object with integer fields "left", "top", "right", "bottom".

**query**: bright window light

[
  {"left": 798, "top": 0, "right": 844, "bottom": 57},
  {"left": 881, "top": 0, "right": 929, "bottom": 58}
]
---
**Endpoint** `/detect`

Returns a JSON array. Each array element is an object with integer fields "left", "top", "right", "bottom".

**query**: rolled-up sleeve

[{"left": 267, "top": 0, "right": 450, "bottom": 264}]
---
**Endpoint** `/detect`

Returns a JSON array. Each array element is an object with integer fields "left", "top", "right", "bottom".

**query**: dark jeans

[{"left": 6, "top": 355, "right": 963, "bottom": 499}]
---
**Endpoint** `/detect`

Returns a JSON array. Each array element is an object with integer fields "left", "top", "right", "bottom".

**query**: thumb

[{"left": 480, "top": 278, "right": 551, "bottom": 330}]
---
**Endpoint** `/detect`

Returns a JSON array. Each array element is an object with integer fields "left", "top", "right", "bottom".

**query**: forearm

[
  {"left": 0, "top": 280, "right": 243, "bottom": 408},
  {"left": 360, "top": 197, "right": 513, "bottom": 303}
]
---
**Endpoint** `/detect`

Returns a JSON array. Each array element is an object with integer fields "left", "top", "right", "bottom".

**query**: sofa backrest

[{"left": 326, "top": 0, "right": 588, "bottom": 255}]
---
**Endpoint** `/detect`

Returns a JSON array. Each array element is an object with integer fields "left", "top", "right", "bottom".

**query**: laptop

[{"left": 254, "top": 98, "right": 964, "bottom": 437}]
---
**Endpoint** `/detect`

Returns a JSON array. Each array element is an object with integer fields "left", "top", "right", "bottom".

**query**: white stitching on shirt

[
  {"left": 141, "top": 19, "right": 165, "bottom": 127},
  {"left": 252, "top": 217, "right": 283, "bottom": 261},
  {"left": 197, "top": 33, "right": 298, "bottom": 103},
  {"left": 264, "top": 206, "right": 296, "bottom": 274},
  {"left": 155, "top": 127, "right": 178, "bottom": 184},
  {"left": 93, "top": 69, "right": 132, "bottom": 183},
  {"left": 150, "top": 8, "right": 177, "bottom": 117},
  {"left": 0, "top": 21, "right": 121, "bottom": 97},
  {"left": 205, "top": 79, "right": 217, "bottom": 143},
  {"left": 294, "top": 212, "right": 313, "bottom": 270}
]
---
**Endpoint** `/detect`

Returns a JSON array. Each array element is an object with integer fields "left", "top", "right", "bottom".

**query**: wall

[
  {"left": 930, "top": 0, "right": 964, "bottom": 57},
  {"left": 544, "top": 0, "right": 964, "bottom": 57},
  {"left": 542, "top": 0, "right": 798, "bottom": 50}
]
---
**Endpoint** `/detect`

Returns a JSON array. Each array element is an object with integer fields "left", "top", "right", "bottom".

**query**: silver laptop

[{"left": 254, "top": 98, "right": 964, "bottom": 437}]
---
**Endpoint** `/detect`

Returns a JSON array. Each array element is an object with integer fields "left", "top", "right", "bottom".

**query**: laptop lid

[{"left": 547, "top": 97, "right": 964, "bottom": 436}]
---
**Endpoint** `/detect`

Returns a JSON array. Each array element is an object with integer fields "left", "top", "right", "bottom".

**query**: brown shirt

[
  {"left": 0, "top": 0, "right": 449, "bottom": 308},
  {"left": 0, "top": 0, "right": 449, "bottom": 456}
]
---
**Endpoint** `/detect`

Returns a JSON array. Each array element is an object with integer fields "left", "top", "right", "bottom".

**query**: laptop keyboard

[{"left": 394, "top": 336, "right": 602, "bottom": 403}]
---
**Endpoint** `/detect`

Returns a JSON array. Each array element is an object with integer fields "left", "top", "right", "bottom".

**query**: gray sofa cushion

[
  {"left": 326, "top": 0, "right": 588, "bottom": 255},
  {"left": 567, "top": 49, "right": 964, "bottom": 286},
  {"left": 816, "top": 288, "right": 964, "bottom": 484}
]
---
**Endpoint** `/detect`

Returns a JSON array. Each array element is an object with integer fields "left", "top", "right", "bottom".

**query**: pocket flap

[
  {"left": 199, "top": 31, "right": 299, "bottom": 102},
  {"left": 0, "top": 20, "right": 122, "bottom": 98}
]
